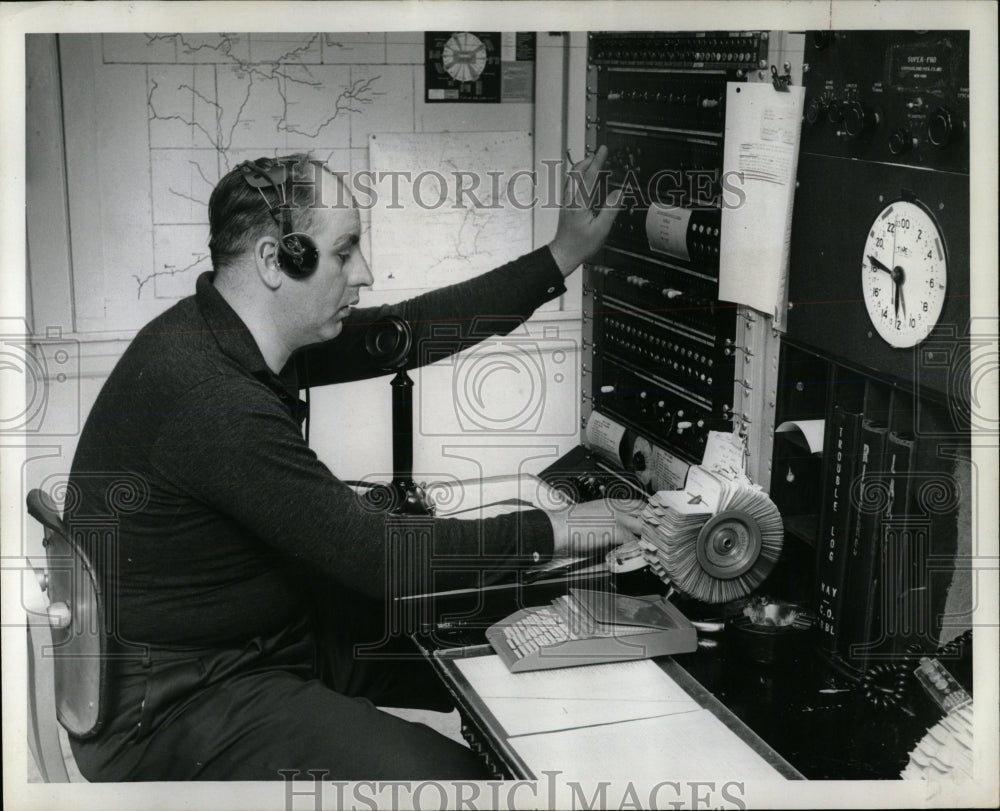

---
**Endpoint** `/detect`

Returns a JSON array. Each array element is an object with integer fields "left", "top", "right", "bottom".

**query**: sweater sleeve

[
  {"left": 292, "top": 246, "right": 566, "bottom": 386},
  {"left": 149, "top": 375, "right": 556, "bottom": 601}
]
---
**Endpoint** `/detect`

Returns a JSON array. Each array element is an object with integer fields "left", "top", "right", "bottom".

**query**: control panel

[
  {"left": 787, "top": 31, "right": 970, "bottom": 402},
  {"left": 578, "top": 32, "right": 772, "bottom": 473},
  {"left": 800, "top": 31, "right": 969, "bottom": 174}
]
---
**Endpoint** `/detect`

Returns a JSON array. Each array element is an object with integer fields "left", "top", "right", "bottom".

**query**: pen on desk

[{"left": 439, "top": 643, "right": 493, "bottom": 659}]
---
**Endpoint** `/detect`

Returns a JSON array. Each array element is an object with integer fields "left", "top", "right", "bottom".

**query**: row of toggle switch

[
  {"left": 597, "top": 384, "right": 707, "bottom": 436},
  {"left": 606, "top": 318, "right": 715, "bottom": 365},
  {"left": 590, "top": 264, "right": 718, "bottom": 309},
  {"left": 605, "top": 90, "right": 722, "bottom": 109},
  {"left": 590, "top": 35, "right": 764, "bottom": 67},
  {"left": 604, "top": 318, "right": 716, "bottom": 388}
]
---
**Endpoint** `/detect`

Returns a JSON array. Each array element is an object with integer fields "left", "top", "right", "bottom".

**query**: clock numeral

[
  {"left": 923, "top": 301, "right": 929, "bottom": 312},
  {"left": 873, "top": 287, "right": 880, "bottom": 298},
  {"left": 875, "top": 237, "right": 884, "bottom": 248}
]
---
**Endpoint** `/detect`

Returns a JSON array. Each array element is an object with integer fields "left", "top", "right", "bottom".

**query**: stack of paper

[
  {"left": 901, "top": 703, "right": 974, "bottom": 780},
  {"left": 639, "top": 489, "right": 713, "bottom": 584}
]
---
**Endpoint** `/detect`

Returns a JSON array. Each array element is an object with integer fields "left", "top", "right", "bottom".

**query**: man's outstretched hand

[
  {"left": 547, "top": 497, "right": 645, "bottom": 558},
  {"left": 548, "top": 145, "right": 623, "bottom": 277}
]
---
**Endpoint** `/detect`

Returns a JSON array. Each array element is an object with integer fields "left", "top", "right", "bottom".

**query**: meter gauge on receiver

[
  {"left": 630, "top": 436, "right": 655, "bottom": 491},
  {"left": 861, "top": 198, "right": 948, "bottom": 349}
]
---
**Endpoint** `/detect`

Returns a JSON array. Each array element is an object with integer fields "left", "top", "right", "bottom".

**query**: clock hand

[
  {"left": 868, "top": 255, "right": 893, "bottom": 274},
  {"left": 897, "top": 269, "right": 906, "bottom": 319}
]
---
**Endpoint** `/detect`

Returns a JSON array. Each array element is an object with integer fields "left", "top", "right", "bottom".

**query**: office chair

[{"left": 25, "top": 488, "right": 110, "bottom": 782}]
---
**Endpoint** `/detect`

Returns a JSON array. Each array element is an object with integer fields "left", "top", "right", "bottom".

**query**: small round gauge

[
  {"left": 442, "top": 32, "right": 488, "bottom": 83},
  {"left": 861, "top": 199, "right": 948, "bottom": 348},
  {"left": 631, "top": 436, "right": 654, "bottom": 490}
]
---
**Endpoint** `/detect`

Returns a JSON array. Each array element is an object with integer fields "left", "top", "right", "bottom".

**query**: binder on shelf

[
  {"left": 866, "top": 430, "right": 919, "bottom": 659},
  {"left": 834, "top": 420, "right": 889, "bottom": 669},
  {"left": 814, "top": 406, "right": 863, "bottom": 655},
  {"left": 838, "top": 426, "right": 918, "bottom": 668}
]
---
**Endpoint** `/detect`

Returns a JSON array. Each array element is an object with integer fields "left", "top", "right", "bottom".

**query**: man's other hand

[
  {"left": 547, "top": 496, "right": 645, "bottom": 558},
  {"left": 548, "top": 145, "right": 623, "bottom": 277}
]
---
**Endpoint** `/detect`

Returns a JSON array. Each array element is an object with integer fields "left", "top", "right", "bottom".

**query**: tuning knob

[
  {"left": 804, "top": 96, "right": 826, "bottom": 125},
  {"left": 927, "top": 106, "right": 961, "bottom": 148},
  {"left": 811, "top": 32, "right": 831, "bottom": 50},
  {"left": 888, "top": 128, "right": 917, "bottom": 156},
  {"left": 842, "top": 101, "right": 879, "bottom": 138}
]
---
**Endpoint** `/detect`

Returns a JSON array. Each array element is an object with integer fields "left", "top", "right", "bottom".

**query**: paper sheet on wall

[
  {"left": 719, "top": 83, "right": 804, "bottom": 331},
  {"left": 369, "top": 131, "right": 534, "bottom": 292}
]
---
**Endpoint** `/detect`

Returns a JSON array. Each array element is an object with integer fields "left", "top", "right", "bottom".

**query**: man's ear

[{"left": 253, "top": 236, "right": 285, "bottom": 290}]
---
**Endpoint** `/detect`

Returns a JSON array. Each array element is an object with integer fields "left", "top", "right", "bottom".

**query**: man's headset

[{"left": 237, "top": 158, "right": 319, "bottom": 278}]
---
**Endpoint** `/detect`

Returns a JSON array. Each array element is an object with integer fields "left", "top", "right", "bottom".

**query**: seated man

[{"left": 66, "top": 149, "right": 636, "bottom": 780}]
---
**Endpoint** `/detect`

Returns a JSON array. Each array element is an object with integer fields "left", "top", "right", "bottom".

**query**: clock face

[
  {"left": 861, "top": 199, "right": 948, "bottom": 349},
  {"left": 442, "top": 32, "right": 487, "bottom": 82}
]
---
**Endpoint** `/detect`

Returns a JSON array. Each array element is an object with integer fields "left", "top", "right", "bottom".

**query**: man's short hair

[{"left": 208, "top": 153, "right": 329, "bottom": 271}]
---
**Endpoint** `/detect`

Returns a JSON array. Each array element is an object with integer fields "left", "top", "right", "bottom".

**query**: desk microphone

[{"left": 364, "top": 317, "right": 435, "bottom": 516}]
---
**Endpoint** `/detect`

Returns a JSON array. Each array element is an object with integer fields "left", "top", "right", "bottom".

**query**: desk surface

[
  {"left": 423, "top": 643, "right": 804, "bottom": 781},
  {"left": 406, "top": 475, "right": 946, "bottom": 780}
]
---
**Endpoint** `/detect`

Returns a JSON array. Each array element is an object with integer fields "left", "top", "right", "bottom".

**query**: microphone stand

[{"left": 366, "top": 317, "right": 435, "bottom": 516}]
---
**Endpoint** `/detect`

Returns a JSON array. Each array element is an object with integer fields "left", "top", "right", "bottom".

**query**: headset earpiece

[
  {"left": 237, "top": 158, "right": 319, "bottom": 278},
  {"left": 276, "top": 232, "right": 319, "bottom": 278}
]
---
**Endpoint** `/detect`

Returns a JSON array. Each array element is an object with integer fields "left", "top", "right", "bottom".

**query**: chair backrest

[{"left": 26, "top": 488, "right": 110, "bottom": 739}]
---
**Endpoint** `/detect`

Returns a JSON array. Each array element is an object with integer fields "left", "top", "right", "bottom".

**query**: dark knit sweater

[{"left": 68, "top": 247, "right": 566, "bottom": 647}]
